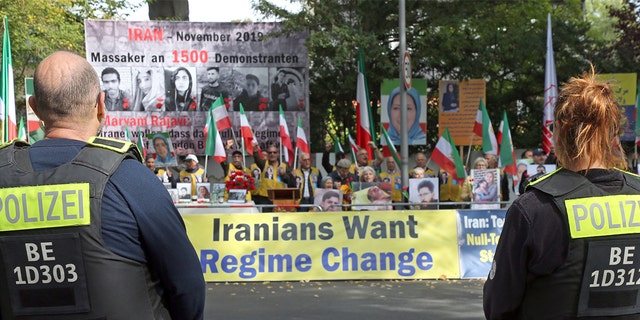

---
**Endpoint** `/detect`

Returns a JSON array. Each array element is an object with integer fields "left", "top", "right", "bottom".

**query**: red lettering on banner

[
  {"left": 128, "top": 28, "right": 163, "bottom": 41},
  {"left": 150, "top": 115, "right": 191, "bottom": 128}
]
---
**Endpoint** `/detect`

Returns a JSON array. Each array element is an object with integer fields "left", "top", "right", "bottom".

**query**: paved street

[{"left": 205, "top": 279, "right": 486, "bottom": 319}]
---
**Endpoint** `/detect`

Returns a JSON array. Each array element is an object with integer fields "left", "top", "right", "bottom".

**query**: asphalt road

[{"left": 205, "top": 279, "right": 486, "bottom": 319}]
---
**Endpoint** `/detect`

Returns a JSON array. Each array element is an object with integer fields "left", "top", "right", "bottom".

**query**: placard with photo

[
  {"left": 211, "top": 183, "right": 226, "bottom": 203},
  {"left": 526, "top": 164, "right": 556, "bottom": 176},
  {"left": 177, "top": 183, "right": 192, "bottom": 202},
  {"left": 470, "top": 169, "right": 500, "bottom": 209},
  {"left": 196, "top": 183, "right": 211, "bottom": 201},
  {"left": 313, "top": 188, "right": 343, "bottom": 212},
  {"left": 351, "top": 185, "right": 392, "bottom": 211},
  {"left": 409, "top": 177, "right": 439, "bottom": 208},
  {"left": 228, "top": 189, "right": 247, "bottom": 203}
]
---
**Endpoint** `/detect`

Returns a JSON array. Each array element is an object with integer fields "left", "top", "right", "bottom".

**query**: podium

[{"left": 268, "top": 188, "right": 300, "bottom": 212}]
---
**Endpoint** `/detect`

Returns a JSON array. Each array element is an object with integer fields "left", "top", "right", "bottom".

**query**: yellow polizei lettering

[
  {"left": 0, "top": 183, "right": 90, "bottom": 232},
  {"left": 566, "top": 195, "right": 640, "bottom": 239}
]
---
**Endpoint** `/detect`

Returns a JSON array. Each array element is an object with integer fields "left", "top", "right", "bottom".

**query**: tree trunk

[{"left": 148, "top": 0, "right": 189, "bottom": 20}]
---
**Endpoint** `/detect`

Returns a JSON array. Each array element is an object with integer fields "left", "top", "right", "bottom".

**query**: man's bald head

[{"left": 33, "top": 51, "right": 101, "bottom": 123}]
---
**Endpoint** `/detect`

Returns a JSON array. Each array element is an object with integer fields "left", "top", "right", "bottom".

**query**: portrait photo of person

[
  {"left": 381, "top": 80, "right": 428, "bottom": 146},
  {"left": 167, "top": 189, "right": 179, "bottom": 203},
  {"left": 409, "top": 177, "right": 439, "bottom": 208},
  {"left": 233, "top": 70, "right": 269, "bottom": 111},
  {"left": 199, "top": 66, "right": 230, "bottom": 111},
  {"left": 470, "top": 168, "right": 500, "bottom": 209},
  {"left": 352, "top": 182, "right": 383, "bottom": 211},
  {"left": 314, "top": 189, "right": 343, "bottom": 212},
  {"left": 441, "top": 81, "right": 459, "bottom": 112},
  {"left": 150, "top": 133, "right": 177, "bottom": 167},
  {"left": 132, "top": 67, "right": 165, "bottom": 111},
  {"left": 177, "top": 183, "right": 192, "bottom": 201},
  {"left": 99, "top": 67, "right": 131, "bottom": 111},
  {"left": 270, "top": 69, "right": 290, "bottom": 110},
  {"left": 269, "top": 67, "right": 306, "bottom": 111},
  {"left": 196, "top": 183, "right": 211, "bottom": 201},
  {"left": 165, "top": 67, "right": 197, "bottom": 111},
  {"left": 526, "top": 164, "right": 556, "bottom": 177}
]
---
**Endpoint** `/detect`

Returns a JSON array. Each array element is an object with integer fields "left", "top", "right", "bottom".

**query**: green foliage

[{"left": 253, "top": 0, "right": 610, "bottom": 153}]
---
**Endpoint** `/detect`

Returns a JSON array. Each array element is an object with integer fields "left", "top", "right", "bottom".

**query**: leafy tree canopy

[{"left": 253, "top": 0, "right": 635, "bottom": 154}]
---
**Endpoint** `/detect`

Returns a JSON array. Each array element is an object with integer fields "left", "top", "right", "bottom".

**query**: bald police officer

[{"left": 0, "top": 51, "right": 205, "bottom": 319}]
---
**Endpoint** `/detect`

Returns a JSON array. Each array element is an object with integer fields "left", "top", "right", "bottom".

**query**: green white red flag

[
  {"left": 473, "top": 99, "right": 498, "bottom": 155},
  {"left": 124, "top": 125, "right": 132, "bottom": 142},
  {"left": 211, "top": 95, "right": 232, "bottom": 131},
  {"left": 17, "top": 116, "right": 26, "bottom": 141},
  {"left": 295, "top": 116, "right": 309, "bottom": 154},
  {"left": 137, "top": 128, "right": 146, "bottom": 158},
  {"left": 239, "top": 104, "right": 261, "bottom": 157},
  {"left": 381, "top": 126, "right": 401, "bottom": 169},
  {"left": 432, "top": 127, "right": 466, "bottom": 183},
  {"left": 279, "top": 105, "right": 294, "bottom": 165},
  {"left": 204, "top": 107, "right": 226, "bottom": 163},
  {"left": 1, "top": 17, "right": 17, "bottom": 143},
  {"left": 356, "top": 50, "right": 375, "bottom": 159},
  {"left": 498, "top": 110, "right": 517, "bottom": 176},
  {"left": 348, "top": 131, "right": 358, "bottom": 164}
]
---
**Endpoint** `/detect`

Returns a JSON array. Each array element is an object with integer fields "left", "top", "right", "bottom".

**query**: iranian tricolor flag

[
  {"left": 431, "top": 127, "right": 466, "bottom": 183},
  {"left": 211, "top": 95, "right": 232, "bottom": 131},
  {"left": 279, "top": 105, "right": 294, "bottom": 165},
  {"left": 239, "top": 104, "right": 259, "bottom": 156},
  {"left": 17, "top": 116, "right": 26, "bottom": 141},
  {"left": 124, "top": 125, "right": 132, "bottom": 142},
  {"left": 348, "top": 132, "right": 359, "bottom": 164},
  {"left": 204, "top": 108, "right": 226, "bottom": 163},
  {"left": 381, "top": 126, "right": 401, "bottom": 169},
  {"left": 295, "top": 116, "right": 309, "bottom": 154},
  {"left": 330, "top": 133, "right": 344, "bottom": 154},
  {"left": 1, "top": 17, "right": 17, "bottom": 142},
  {"left": 356, "top": 50, "right": 375, "bottom": 159},
  {"left": 498, "top": 111, "right": 517, "bottom": 176},
  {"left": 473, "top": 99, "right": 498, "bottom": 155},
  {"left": 137, "top": 128, "right": 146, "bottom": 158}
]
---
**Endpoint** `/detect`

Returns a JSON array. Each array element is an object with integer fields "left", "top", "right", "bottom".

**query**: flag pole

[
  {"left": 293, "top": 147, "right": 298, "bottom": 169},
  {"left": 204, "top": 155, "right": 209, "bottom": 176},
  {"left": 241, "top": 132, "right": 246, "bottom": 168},
  {"left": 466, "top": 135, "right": 473, "bottom": 166}
]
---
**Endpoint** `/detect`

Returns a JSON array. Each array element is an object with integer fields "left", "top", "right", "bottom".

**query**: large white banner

[{"left": 85, "top": 20, "right": 309, "bottom": 155}]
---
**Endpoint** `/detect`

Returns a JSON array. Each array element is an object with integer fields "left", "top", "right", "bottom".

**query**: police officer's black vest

[
  {"left": 0, "top": 138, "right": 171, "bottom": 319},
  {"left": 520, "top": 168, "right": 640, "bottom": 319}
]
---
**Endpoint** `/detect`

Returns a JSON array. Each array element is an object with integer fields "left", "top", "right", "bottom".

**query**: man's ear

[{"left": 97, "top": 91, "right": 105, "bottom": 121}]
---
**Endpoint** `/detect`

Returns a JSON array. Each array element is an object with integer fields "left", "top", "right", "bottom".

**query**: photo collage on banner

[
  {"left": 469, "top": 169, "right": 500, "bottom": 209},
  {"left": 85, "top": 20, "right": 309, "bottom": 156}
]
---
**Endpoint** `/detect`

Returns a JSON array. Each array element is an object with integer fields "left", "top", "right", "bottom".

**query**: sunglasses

[{"left": 268, "top": 151, "right": 278, "bottom": 154}]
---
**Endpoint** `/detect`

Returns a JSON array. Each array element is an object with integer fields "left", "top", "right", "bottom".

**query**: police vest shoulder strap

[
  {"left": 72, "top": 137, "right": 141, "bottom": 177},
  {"left": 0, "top": 140, "right": 31, "bottom": 171},
  {"left": 528, "top": 168, "right": 589, "bottom": 197},
  {"left": 87, "top": 136, "right": 143, "bottom": 162},
  {"left": 618, "top": 168, "right": 640, "bottom": 192}
]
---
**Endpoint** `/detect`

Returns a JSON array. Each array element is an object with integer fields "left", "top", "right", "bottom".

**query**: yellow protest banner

[{"left": 184, "top": 210, "right": 460, "bottom": 282}]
